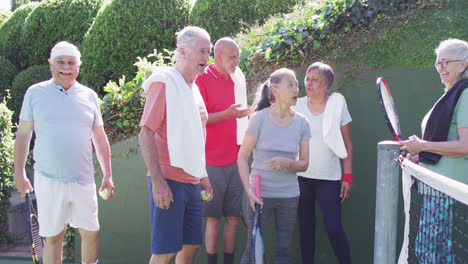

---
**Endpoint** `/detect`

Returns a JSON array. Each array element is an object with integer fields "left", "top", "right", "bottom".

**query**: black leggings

[{"left": 297, "top": 177, "right": 351, "bottom": 264}]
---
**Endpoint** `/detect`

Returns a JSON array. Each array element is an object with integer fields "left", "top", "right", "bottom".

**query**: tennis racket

[
  {"left": 25, "top": 192, "right": 44, "bottom": 264},
  {"left": 376, "top": 77, "right": 403, "bottom": 142},
  {"left": 251, "top": 174, "right": 264, "bottom": 264}
]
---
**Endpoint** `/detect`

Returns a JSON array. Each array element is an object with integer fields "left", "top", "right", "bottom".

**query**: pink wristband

[{"left": 343, "top": 173, "right": 353, "bottom": 184}]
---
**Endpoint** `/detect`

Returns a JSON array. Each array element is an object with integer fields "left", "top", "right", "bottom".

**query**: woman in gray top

[{"left": 238, "top": 68, "right": 311, "bottom": 264}]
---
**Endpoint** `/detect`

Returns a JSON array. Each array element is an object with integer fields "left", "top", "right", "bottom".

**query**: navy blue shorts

[{"left": 147, "top": 177, "right": 203, "bottom": 254}]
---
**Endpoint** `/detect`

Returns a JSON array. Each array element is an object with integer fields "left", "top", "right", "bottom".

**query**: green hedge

[
  {"left": 0, "top": 2, "right": 39, "bottom": 69},
  {"left": 0, "top": 99, "right": 14, "bottom": 245},
  {"left": 10, "top": 0, "right": 41, "bottom": 11},
  {"left": 255, "top": 0, "right": 304, "bottom": 24},
  {"left": 79, "top": 0, "right": 190, "bottom": 93},
  {"left": 0, "top": 56, "right": 18, "bottom": 99},
  {"left": 0, "top": 9, "right": 10, "bottom": 24},
  {"left": 189, "top": 0, "right": 303, "bottom": 41},
  {"left": 189, "top": 0, "right": 255, "bottom": 41},
  {"left": 22, "top": 0, "right": 104, "bottom": 66},
  {"left": 7, "top": 64, "right": 51, "bottom": 124}
]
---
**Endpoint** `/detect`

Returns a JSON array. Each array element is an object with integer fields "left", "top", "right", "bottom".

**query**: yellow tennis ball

[
  {"left": 99, "top": 188, "right": 109, "bottom": 199},
  {"left": 201, "top": 190, "right": 210, "bottom": 201}
]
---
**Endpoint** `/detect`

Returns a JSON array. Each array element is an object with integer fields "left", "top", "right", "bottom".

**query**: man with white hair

[
  {"left": 14, "top": 41, "right": 113, "bottom": 264},
  {"left": 139, "top": 26, "right": 213, "bottom": 264},
  {"left": 195, "top": 37, "right": 250, "bottom": 264}
]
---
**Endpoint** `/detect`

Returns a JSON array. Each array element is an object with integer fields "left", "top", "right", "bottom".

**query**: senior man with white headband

[{"left": 14, "top": 41, "right": 113, "bottom": 264}]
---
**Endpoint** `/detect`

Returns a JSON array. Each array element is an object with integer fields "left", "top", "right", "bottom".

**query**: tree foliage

[
  {"left": 0, "top": 57, "right": 18, "bottom": 99},
  {"left": 0, "top": 2, "right": 39, "bottom": 69},
  {"left": 7, "top": 64, "right": 51, "bottom": 124},
  {"left": 189, "top": 0, "right": 255, "bottom": 41},
  {"left": 0, "top": 9, "right": 11, "bottom": 24},
  {"left": 79, "top": 0, "right": 190, "bottom": 93},
  {"left": 189, "top": 0, "right": 303, "bottom": 41},
  {"left": 0, "top": 99, "right": 14, "bottom": 245},
  {"left": 22, "top": 0, "right": 104, "bottom": 66}
]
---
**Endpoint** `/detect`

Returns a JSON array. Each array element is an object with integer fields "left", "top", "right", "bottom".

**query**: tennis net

[{"left": 398, "top": 159, "right": 468, "bottom": 264}]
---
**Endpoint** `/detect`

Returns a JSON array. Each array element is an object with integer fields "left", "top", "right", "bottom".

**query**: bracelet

[{"left": 343, "top": 173, "right": 353, "bottom": 184}]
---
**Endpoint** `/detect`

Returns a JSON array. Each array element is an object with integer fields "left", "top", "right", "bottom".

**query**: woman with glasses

[{"left": 401, "top": 38, "right": 468, "bottom": 263}]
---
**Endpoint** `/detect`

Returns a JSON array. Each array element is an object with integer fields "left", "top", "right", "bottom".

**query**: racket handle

[{"left": 254, "top": 174, "right": 261, "bottom": 199}]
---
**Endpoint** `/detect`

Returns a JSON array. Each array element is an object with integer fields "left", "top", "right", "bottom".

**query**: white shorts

[{"left": 35, "top": 171, "right": 100, "bottom": 237}]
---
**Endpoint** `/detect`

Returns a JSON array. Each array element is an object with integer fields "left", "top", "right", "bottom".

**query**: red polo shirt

[{"left": 196, "top": 64, "right": 240, "bottom": 166}]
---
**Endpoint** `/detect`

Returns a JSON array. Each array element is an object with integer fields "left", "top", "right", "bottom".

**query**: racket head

[
  {"left": 254, "top": 226, "right": 264, "bottom": 264},
  {"left": 376, "top": 77, "right": 402, "bottom": 141},
  {"left": 25, "top": 193, "right": 44, "bottom": 264}
]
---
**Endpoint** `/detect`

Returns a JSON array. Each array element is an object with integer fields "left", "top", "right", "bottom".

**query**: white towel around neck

[
  {"left": 230, "top": 67, "right": 248, "bottom": 145},
  {"left": 143, "top": 66, "right": 207, "bottom": 178},
  {"left": 323, "top": 92, "right": 348, "bottom": 159}
]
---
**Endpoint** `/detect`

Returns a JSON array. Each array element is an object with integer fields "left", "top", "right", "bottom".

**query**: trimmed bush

[
  {"left": 255, "top": 0, "right": 304, "bottom": 24},
  {"left": 10, "top": 0, "right": 40, "bottom": 12},
  {"left": 189, "top": 0, "right": 255, "bottom": 41},
  {"left": 0, "top": 2, "right": 39, "bottom": 69},
  {"left": 22, "top": 0, "right": 104, "bottom": 66},
  {"left": 0, "top": 99, "right": 14, "bottom": 245},
  {"left": 0, "top": 9, "right": 10, "bottom": 24},
  {"left": 189, "top": 0, "right": 303, "bottom": 41},
  {"left": 79, "top": 0, "right": 190, "bottom": 93},
  {"left": 7, "top": 64, "right": 51, "bottom": 124},
  {"left": 0, "top": 56, "right": 18, "bottom": 98}
]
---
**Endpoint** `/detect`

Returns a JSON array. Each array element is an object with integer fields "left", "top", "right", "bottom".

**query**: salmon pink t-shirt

[{"left": 139, "top": 82, "right": 208, "bottom": 184}]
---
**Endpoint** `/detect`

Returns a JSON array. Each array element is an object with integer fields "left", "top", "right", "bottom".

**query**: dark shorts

[
  {"left": 202, "top": 162, "right": 243, "bottom": 218},
  {"left": 147, "top": 177, "right": 203, "bottom": 254}
]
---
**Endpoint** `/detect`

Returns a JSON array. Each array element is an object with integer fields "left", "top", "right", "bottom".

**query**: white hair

[
  {"left": 175, "top": 26, "right": 211, "bottom": 61},
  {"left": 436, "top": 38, "right": 468, "bottom": 80},
  {"left": 50, "top": 41, "right": 81, "bottom": 65}
]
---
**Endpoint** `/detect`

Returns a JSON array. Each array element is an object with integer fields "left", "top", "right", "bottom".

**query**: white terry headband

[{"left": 50, "top": 42, "right": 81, "bottom": 63}]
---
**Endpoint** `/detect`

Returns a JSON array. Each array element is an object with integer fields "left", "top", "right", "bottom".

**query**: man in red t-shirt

[
  {"left": 139, "top": 26, "right": 213, "bottom": 264},
  {"left": 195, "top": 38, "right": 251, "bottom": 264}
]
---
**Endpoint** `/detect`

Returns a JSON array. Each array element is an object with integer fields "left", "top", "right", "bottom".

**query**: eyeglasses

[{"left": 434, "top": 59, "right": 462, "bottom": 68}]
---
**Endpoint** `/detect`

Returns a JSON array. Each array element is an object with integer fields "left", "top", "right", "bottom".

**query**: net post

[{"left": 374, "top": 141, "right": 401, "bottom": 264}]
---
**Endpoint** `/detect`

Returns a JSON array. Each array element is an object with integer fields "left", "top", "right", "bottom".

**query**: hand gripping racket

[
  {"left": 376, "top": 77, "right": 403, "bottom": 142},
  {"left": 25, "top": 192, "right": 44, "bottom": 264},
  {"left": 251, "top": 174, "right": 264, "bottom": 264}
]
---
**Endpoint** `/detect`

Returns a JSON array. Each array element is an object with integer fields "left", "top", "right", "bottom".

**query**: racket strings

[
  {"left": 27, "top": 194, "right": 44, "bottom": 264},
  {"left": 31, "top": 216, "right": 44, "bottom": 261}
]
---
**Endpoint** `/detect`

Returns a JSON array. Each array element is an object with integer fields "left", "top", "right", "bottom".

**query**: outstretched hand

[{"left": 224, "top": 104, "right": 252, "bottom": 119}]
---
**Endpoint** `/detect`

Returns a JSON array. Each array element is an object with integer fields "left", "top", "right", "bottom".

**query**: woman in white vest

[{"left": 293, "top": 62, "right": 353, "bottom": 264}]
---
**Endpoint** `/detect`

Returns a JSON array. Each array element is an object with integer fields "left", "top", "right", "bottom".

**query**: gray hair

[
  {"left": 306, "top": 62, "right": 335, "bottom": 90},
  {"left": 253, "top": 68, "right": 296, "bottom": 111},
  {"left": 435, "top": 38, "right": 468, "bottom": 80},
  {"left": 175, "top": 26, "right": 211, "bottom": 61}
]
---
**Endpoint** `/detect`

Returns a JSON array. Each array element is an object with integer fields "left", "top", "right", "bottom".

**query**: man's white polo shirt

[{"left": 19, "top": 79, "right": 103, "bottom": 184}]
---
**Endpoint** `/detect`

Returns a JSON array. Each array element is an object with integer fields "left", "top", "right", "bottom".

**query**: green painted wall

[{"left": 72, "top": 66, "right": 445, "bottom": 264}]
